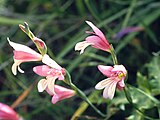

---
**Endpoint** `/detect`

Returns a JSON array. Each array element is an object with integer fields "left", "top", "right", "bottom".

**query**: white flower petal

[
  {"left": 75, "top": 41, "right": 92, "bottom": 54},
  {"left": 95, "top": 78, "right": 111, "bottom": 90},
  {"left": 103, "top": 80, "right": 117, "bottom": 99},
  {"left": 11, "top": 63, "right": 17, "bottom": 75},
  {"left": 18, "top": 65, "right": 24, "bottom": 73},
  {"left": 47, "top": 76, "right": 57, "bottom": 95},
  {"left": 8, "top": 38, "right": 39, "bottom": 55},
  {"left": 42, "top": 54, "right": 61, "bottom": 69},
  {"left": 37, "top": 79, "right": 48, "bottom": 92},
  {"left": 11, "top": 60, "right": 22, "bottom": 75}
]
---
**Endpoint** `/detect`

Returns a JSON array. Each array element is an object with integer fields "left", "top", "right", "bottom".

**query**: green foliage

[{"left": 0, "top": 0, "right": 160, "bottom": 119}]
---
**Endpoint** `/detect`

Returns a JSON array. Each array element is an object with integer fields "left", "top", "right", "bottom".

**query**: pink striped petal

[{"left": 103, "top": 80, "right": 117, "bottom": 99}]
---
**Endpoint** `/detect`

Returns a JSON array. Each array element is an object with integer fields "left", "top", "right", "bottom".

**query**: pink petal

[
  {"left": 98, "top": 65, "right": 113, "bottom": 77},
  {"left": 0, "top": 103, "right": 19, "bottom": 120},
  {"left": 37, "top": 79, "right": 48, "bottom": 92},
  {"left": 86, "top": 36, "right": 109, "bottom": 51},
  {"left": 117, "top": 78, "right": 125, "bottom": 90},
  {"left": 85, "top": 21, "right": 106, "bottom": 40},
  {"left": 48, "top": 85, "right": 75, "bottom": 104},
  {"left": 112, "top": 65, "right": 127, "bottom": 75},
  {"left": 51, "top": 94, "right": 59, "bottom": 104},
  {"left": 13, "top": 51, "right": 42, "bottom": 61},
  {"left": 33, "top": 65, "right": 52, "bottom": 76}
]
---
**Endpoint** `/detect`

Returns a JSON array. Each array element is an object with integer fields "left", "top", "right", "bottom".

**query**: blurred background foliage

[{"left": 0, "top": 0, "right": 160, "bottom": 119}]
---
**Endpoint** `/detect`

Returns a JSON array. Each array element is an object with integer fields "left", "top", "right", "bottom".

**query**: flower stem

[
  {"left": 64, "top": 70, "right": 106, "bottom": 117},
  {"left": 110, "top": 44, "right": 118, "bottom": 65},
  {"left": 70, "top": 83, "right": 106, "bottom": 117}
]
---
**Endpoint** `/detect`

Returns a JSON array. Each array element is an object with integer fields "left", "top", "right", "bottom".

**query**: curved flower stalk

[
  {"left": 75, "top": 21, "right": 111, "bottom": 54},
  {"left": 46, "top": 85, "right": 75, "bottom": 104},
  {"left": 95, "top": 65, "right": 127, "bottom": 99},
  {"left": 8, "top": 38, "right": 42, "bottom": 75},
  {"left": 0, "top": 102, "right": 23, "bottom": 120}
]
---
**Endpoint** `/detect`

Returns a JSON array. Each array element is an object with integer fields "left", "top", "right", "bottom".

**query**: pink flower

[
  {"left": 33, "top": 56, "right": 65, "bottom": 94},
  {"left": 75, "top": 21, "right": 111, "bottom": 54},
  {"left": 95, "top": 65, "right": 127, "bottom": 99},
  {"left": 46, "top": 85, "right": 75, "bottom": 104},
  {"left": 0, "top": 102, "right": 22, "bottom": 120},
  {"left": 8, "top": 38, "right": 42, "bottom": 75}
]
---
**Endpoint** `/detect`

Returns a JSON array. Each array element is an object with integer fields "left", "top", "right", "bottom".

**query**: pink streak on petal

[
  {"left": 85, "top": 21, "right": 106, "bottom": 40},
  {"left": 103, "top": 80, "right": 118, "bottom": 99},
  {"left": 33, "top": 65, "right": 51, "bottom": 76},
  {"left": 0, "top": 103, "right": 19, "bottom": 120},
  {"left": 98, "top": 65, "right": 113, "bottom": 77},
  {"left": 95, "top": 78, "right": 112, "bottom": 90},
  {"left": 13, "top": 51, "right": 42, "bottom": 61}
]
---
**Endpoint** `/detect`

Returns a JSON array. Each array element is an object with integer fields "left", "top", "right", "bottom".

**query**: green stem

[
  {"left": 110, "top": 44, "right": 118, "bottom": 65},
  {"left": 70, "top": 83, "right": 106, "bottom": 117},
  {"left": 64, "top": 70, "right": 106, "bottom": 117}
]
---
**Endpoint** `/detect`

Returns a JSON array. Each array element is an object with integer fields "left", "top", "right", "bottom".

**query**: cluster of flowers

[
  {"left": 0, "top": 21, "right": 127, "bottom": 120},
  {"left": 7, "top": 29, "right": 75, "bottom": 104},
  {"left": 75, "top": 21, "right": 127, "bottom": 99},
  {"left": 8, "top": 20, "right": 127, "bottom": 103}
]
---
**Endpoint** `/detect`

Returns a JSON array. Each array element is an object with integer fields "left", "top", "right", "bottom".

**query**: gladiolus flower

[
  {"left": 0, "top": 102, "right": 22, "bottom": 120},
  {"left": 8, "top": 38, "right": 42, "bottom": 75},
  {"left": 33, "top": 56, "right": 65, "bottom": 94},
  {"left": 75, "top": 21, "right": 111, "bottom": 54},
  {"left": 95, "top": 65, "right": 127, "bottom": 99},
  {"left": 46, "top": 85, "right": 75, "bottom": 104}
]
